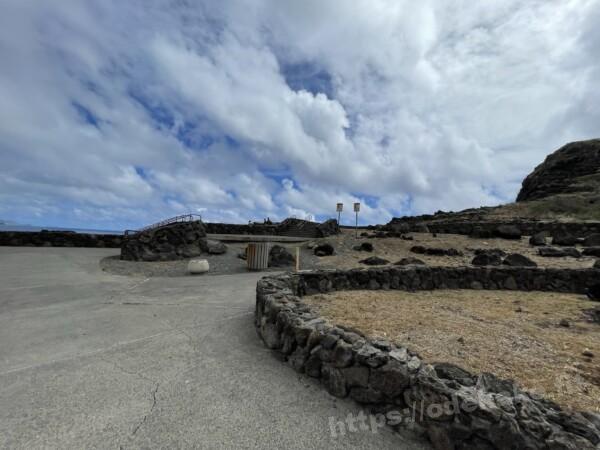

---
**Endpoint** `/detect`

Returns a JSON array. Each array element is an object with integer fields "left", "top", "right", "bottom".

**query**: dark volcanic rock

[
  {"left": 517, "top": 139, "right": 600, "bottom": 202},
  {"left": 583, "top": 247, "right": 600, "bottom": 257},
  {"left": 552, "top": 233, "right": 578, "bottom": 246},
  {"left": 470, "top": 226, "right": 495, "bottom": 239},
  {"left": 496, "top": 224, "right": 522, "bottom": 240},
  {"left": 587, "top": 284, "right": 600, "bottom": 301},
  {"left": 394, "top": 257, "right": 426, "bottom": 266},
  {"left": 584, "top": 234, "right": 600, "bottom": 247},
  {"left": 207, "top": 240, "right": 227, "bottom": 254},
  {"left": 595, "top": 259, "right": 600, "bottom": 269},
  {"left": 359, "top": 256, "right": 390, "bottom": 266},
  {"left": 472, "top": 253, "right": 502, "bottom": 266},
  {"left": 410, "top": 246, "right": 463, "bottom": 257},
  {"left": 316, "top": 218, "right": 340, "bottom": 237},
  {"left": 538, "top": 247, "right": 581, "bottom": 258},
  {"left": 353, "top": 242, "right": 374, "bottom": 252},
  {"left": 314, "top": 243, "right": 334, "bottom": 257},
  {"left": 414, "top": 223, "right": 429, "bottom": 233},
  {"left": 529, "top": 232, "right": 548, "bottom": 246},
  {"left": 503, "top": 253, "right": 537, "bottom": 267},
  {"left": 473, "top": 248, "right": 507, "bottom": 257},
  {"left": 268, "top": 245, "right": 295, "bottom": 267},
  {"left": 120, "top": 220, "right": 208, "bottom": 261}
]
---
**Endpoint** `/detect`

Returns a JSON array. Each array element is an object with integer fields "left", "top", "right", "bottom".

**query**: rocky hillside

[
  {"left": 388, "top": 139, "right": 600, "bottom": 226},
  {"left": 517, "top": 139, "right": 600, "bottom": 202}
]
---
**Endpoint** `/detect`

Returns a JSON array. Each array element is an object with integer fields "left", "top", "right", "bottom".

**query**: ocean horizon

[{"left": 0, "top": 224, "right": 124, "bottom": 235}]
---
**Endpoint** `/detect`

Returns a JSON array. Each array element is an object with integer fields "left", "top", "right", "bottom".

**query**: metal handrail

[{"left": 124, "top": 214, "right": 202, "bottom": 237}]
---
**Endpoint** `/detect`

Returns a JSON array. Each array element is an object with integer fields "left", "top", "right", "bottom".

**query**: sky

[{"left": 0, "top": 0, "right": 599, "bottom": 230}]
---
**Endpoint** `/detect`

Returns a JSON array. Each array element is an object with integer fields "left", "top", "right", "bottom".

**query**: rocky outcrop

[
  {"left": 316, "top": 218, "right": 340, "bottom": 237},
  {"left": 255, "top": 267, "right": 600, "bottom": 449},
  {"left": 517, "top": 139, "right": 600, "bottom": 202},
  {"left": 0, "top": 230, "right": 122, "bottom": 248},
  {"left": 268, "top": 245, "right": 295, "bottom": 267},
  {"left": 120, "top": 220, "right": 208, "bottom": 261},
  {"left": 205, "top": 218, "right": 340, "bottom": 239}
]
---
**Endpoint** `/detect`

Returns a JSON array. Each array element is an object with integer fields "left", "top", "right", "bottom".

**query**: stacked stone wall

[{"left": 255, "top": 267, "right": 600, "bottom": 449}]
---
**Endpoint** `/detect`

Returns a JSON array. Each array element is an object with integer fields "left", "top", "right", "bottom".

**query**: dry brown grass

[
  {"left": 312, "top": 229, "right": 598, "bottom": 271},
  {"left": 305, "top": 289, "right": 600, "bottom": 412}
]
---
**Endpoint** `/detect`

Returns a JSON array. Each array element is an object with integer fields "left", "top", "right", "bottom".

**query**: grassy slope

[{"left": 488, "top": 173, "right": 600, "bottom": 221}]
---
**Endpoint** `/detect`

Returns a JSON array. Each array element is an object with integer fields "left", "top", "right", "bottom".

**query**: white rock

[{"left": 188, "top": 259, "right": 209, "bottom": 274}]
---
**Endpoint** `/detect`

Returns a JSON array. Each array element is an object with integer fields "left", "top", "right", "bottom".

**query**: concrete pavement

[{"left": 0, "top": 247, "right": 429, "bottom": 449}]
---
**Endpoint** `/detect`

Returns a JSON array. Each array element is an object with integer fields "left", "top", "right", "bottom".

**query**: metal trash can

[{"left": 247, "top": 243, "right": 270, "bottom": 270}]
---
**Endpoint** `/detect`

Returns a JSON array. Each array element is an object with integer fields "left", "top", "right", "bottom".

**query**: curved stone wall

[
  {"left": 255, "top": 267, "right": 600, "bottom": 450},
  {"left": 0, "top": 230, "right": 122, "bottom": 248}
]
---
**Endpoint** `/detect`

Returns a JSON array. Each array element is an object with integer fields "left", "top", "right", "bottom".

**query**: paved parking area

[{"left": 0, "top": 247, "right": 429, "bottom": 449}]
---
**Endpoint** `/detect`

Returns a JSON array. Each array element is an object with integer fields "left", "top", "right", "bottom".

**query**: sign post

[
  {"left": 336, "top": 203, "right": 343, "bottom": 226},
  {"left": 353, "top": 202, "right": 360, "bottom": 238}
]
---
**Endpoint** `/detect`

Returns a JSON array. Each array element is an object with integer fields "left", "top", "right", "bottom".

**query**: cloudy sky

[{"left": 1, "top": 0, "right": 599, "bottom": 230}]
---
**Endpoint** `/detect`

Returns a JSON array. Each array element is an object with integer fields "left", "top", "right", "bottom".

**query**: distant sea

[{"left": 0, "top": 224, "right": 123, "bottom": 235}]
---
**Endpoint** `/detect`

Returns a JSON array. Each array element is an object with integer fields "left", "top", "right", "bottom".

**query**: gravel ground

[
  {"left": 100, "top": 242, "right": 321, "bottom": 277},
  {"left": 311, "top": 229, "right": 600, "bottom": 270}
]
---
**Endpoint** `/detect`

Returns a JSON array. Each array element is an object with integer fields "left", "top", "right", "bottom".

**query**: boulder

[
  {"left": 394, "top": 257, "right": 426, "bottom": 266},
  {"left": 474, "top": 248, "right": 507, "bottom": 257},
  {"left": 314, "top": 243, "right": 334, "bottom": 257},
  {"left": 207, "top": 240, "right": 227, "bottom": 254},
  {"left": 503, "top": 253, "right": 537, "bottom": 267},
  {"left": 583, "top": 247, "right": 600, "bottom": 257},
  {"left": 538, "top": 247, "right": 581, "bottom": 258},
  {"left": 587, "top": 284, "right": 600, "bottom": 301},
  {"left": 353, "top": 242, "right": 374, "bottom": 252},
  {"left": 472, "top": 253, "right": 502, "bottom": 266},
  {"left": 188, "top": 258, "right": 209, "bottom": 274},
  {"left": 268, "top": 245, "right": 295, "bottom": 267},
  {"left": 595, "top": 259, "right": 600, "bottom": 269},
  {"left": 411, "top": 246, "right": 463, "bottom": 257},
  {"left": 410, "top": 245, "right": 426, "bottom": 254},
  {"left": 552, "top": 233, "right": 578, "bottom": 246},
  {"left": 496, "top": 225, "right": 522, "bottom": 240},
  {"left": 529, "top": 232, "right": 548, "bottom": 246},
  {"left": 584, "top": 233, "right": 600, "bottom": 247},
  {"left": 359, "top": 256, "right": 390, "bottom": 266}
]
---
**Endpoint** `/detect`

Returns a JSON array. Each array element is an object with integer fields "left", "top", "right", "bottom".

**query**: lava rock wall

[
  {"left": 0, "top": 231, "right": 122, "bottom": 248},
  {"left": 120, "top": 221, "right": 208, "bottom": 261},
  {"left": 256, "top": 267, "right": 600, "bottom": 449}
]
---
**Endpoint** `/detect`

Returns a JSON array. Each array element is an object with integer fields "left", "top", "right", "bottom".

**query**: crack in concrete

[
  {"left": 97, "top": 356, "right": 161, "bottom": 438},
  {"left": 131, "top": 382, "right": 160, "bottom": 436}
]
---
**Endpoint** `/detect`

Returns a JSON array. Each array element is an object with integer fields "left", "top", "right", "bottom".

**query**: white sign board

[
  {"left": 353, "top": 202, "right": 360, "bottom": 212},
  {"left": 336, "top": 203, "right": 344, "bottom": 212}
]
